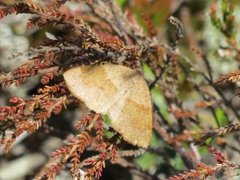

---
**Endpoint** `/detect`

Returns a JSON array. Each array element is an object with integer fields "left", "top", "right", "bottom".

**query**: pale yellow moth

[{"left": 63, "top": 64, "right": 152, "bottom": 148}]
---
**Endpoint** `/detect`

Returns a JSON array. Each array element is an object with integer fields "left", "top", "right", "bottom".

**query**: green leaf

[
  {"left": 198, "top": 146, "right": 208, "bottom": 156},
  {"left": 102, "top": 114, "right": 112, "bottom": 126},
  {"left": 150, "top": 132, "right": 161, "bottom": 147},
  {"left": 142, "top": 63, "right": 155, "bottom": 81},
  {"left": 135, "top": 152, "right": 159, "bottom": 170},
  {"left": 116, "top": 0, "right": 127, "bottom": 8},
  {"left": 215, "top": 108, "right": 228, "bottom": 126},
  {"left": 102, "top": 114, "right": 113, "bottom": 138},
  {"left": 170, "top": 154, "right": 185, "bottom": 170},
  {"left": 151, "top": 87, "right": 169, "bottom": 119}
]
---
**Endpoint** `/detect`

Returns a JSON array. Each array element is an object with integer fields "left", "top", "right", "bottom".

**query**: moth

[{"left": 63, "top": 64, "right": 152, "bottom": 148}]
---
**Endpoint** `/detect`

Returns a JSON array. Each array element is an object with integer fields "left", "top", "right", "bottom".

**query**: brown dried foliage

[
  {"left": 168, "top": 147, "right": 240, "bottom": 180},
  {"left": 215, "top": 70, "right": 240, "bottom": 85},
  {"left": 1, "top": 0, "right": 240, "bottom": 179}
]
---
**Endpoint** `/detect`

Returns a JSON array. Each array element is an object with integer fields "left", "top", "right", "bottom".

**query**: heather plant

[{"left": 0, "top": 0, "right": 240, "bottom": 180}]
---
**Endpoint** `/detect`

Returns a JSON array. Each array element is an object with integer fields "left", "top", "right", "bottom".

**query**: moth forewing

[{"left": 63, "top": 64, "right": 152, "bottom": 148}]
